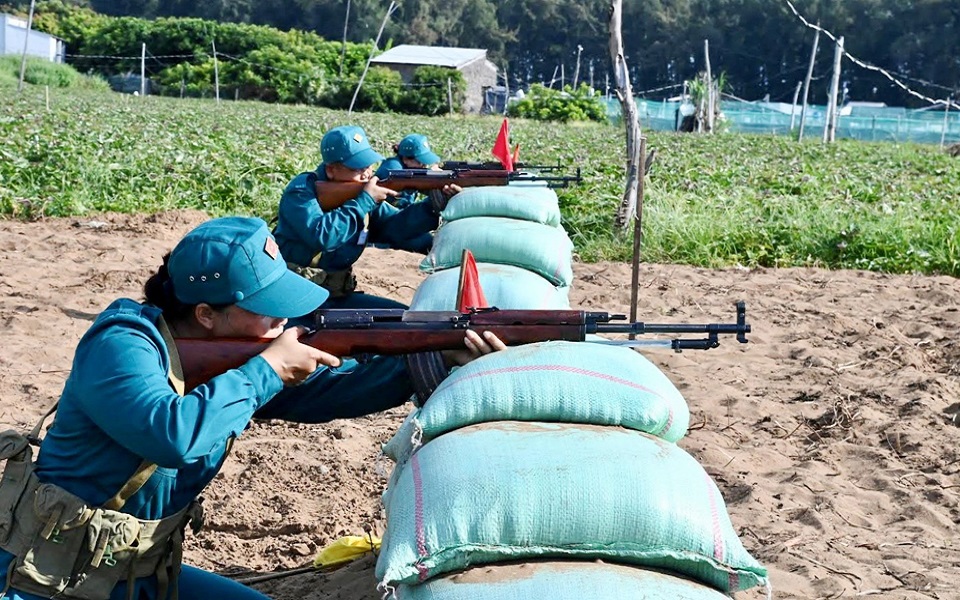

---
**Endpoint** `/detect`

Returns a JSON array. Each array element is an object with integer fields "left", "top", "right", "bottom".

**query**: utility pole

[
  {"left": 824, "top": 36, "right": 843, "bottom": 143},
  {"left": 17, "top": 0, "right": 37, "bottom": 93},
  {"left": 349, "top": 1, "right": 398, "bottom": 115},
  {"left": 798, "top": 26, "right": 820, "bottom": 141}
]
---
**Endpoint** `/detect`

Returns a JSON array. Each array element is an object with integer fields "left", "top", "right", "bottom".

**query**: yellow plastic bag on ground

[{"left": 313, "top": 535, "right": 382, "bottom": 568}]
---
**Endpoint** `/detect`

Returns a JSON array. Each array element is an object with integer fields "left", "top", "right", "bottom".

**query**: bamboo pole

[
  {"left": 941, "top": 97, "right": 951, "bottom": 149},
  {"left": 704, "top": 39, "right": 714, "bottom": 133},
  {"left": 212, "top": 40, "right": 220, "bottom": 104},
  {"left": 798, "top": 26, "right": 820, "bottom": 142},
  {"left": 349, "top": 2, "right": 398, "bottom": 115},
  {"left": 140, "top": 43, "right": 146, "bottom": 96},
  {"left": 628, "top": 137, "right": 647, "bottom": 337},
  {"left": 824, "top": 36, "right": 843, "bottom": 143},
  {"left": 789, "top": 81, "right": 802, "bottom": 130}
]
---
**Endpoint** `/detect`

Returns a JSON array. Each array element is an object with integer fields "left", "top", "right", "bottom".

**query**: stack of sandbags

[
  {"left": 413, "top": 185, "right": 572, "bottom": 311},
  {"left": 379, "top": 185, "right": 769, "bottom": 598},
  {"left": 376, "top": 343, "right": 768, "bottom": 598}
]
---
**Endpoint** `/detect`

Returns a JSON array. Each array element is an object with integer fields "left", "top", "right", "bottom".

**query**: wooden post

[
  {"left": 180, "top": 78, "right": 185, "bottom": 98},
  {"left": 339, "top": 0, "right": 352, "bottom": 76},
  {"left": 704, "top": 39, "right": 714, "bottom": 133},
  {"left": 140, "top": 43, "right": 146, "bottom": 96},
  {"left": 349, "top": 1, "right": 398, "bottom": 115},
  {"left": 502, "top": 64, "right": 509, "bottom": 115},
  {"left": 573, "top": 44, "right": 583, "bottom": 88},
  {"left": 789, "top": 81, "right": 802, "bottom": 130},
  {"left": 941, "top": 97, "right": 951, "bottom": 149},
  {"left": 212, "top": 40, "right": 220, "bottom": 104},
  {"left": 447, "top": 77, "right": 453, "bottom": 115},
  {"left": 824, "top": 36, "right": 843, "bottom": 143},
  {"left": 628, "top": 136, "right": 647, "bottom": 338},
  {"left": 549, "top": 65, "right": 559, "bottom": 89},
  {"left": 44, "top": 85, "right": 49, "bottom": 111},
  {"left": 561, "top": 64, "right": 565, "bottom": 88},
  {"left": 798, "top": 26, "right": 819, "bottom": 142},
  {"left": 609, "top": 0, "right": 643, "bottom": 229},
  {"left": 17, "top": 0, "right": 37, "bottom": 93},
  {"left": 589, "top": 59, "right": 595, "bottom": 89}
]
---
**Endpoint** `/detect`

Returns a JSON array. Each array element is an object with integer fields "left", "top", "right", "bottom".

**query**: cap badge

[
  {"left": 264, "top": 237, "right": 279, "bottom": 260},
  {"left": 353, "top": 133, "right": 363, "bottom": 143}
]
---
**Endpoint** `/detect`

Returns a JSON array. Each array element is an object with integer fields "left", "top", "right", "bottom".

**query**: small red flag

[
  {"left": 491, "top": 118, "right": 514, "bottom": 172},
  {"left": 511, "top": 143, "right": 521, "bottom": 166},
  {"left": 456, "top": 249, "right": 488, "bottom": 313}
]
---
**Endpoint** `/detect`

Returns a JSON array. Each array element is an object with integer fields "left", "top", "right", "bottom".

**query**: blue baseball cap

[
  {"left": 397, "top": 134, "right": 440, "bottom": 166},
  {"left": 320, "top": 125, "right": 384, "bottom": 170},
  {"left": 168, "top": 217, "right": 329, "bottom": 318}
]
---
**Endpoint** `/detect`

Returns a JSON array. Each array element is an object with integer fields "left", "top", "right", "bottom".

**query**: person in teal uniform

[
  {"left": 273, "top": 126, "right": 456, "bottom": 309},
  {"left": 375, "top": 133, "right": 443, "bottom": 209},
  {"left": 0, "top": 217, "right": 503, "bottom": 600}
]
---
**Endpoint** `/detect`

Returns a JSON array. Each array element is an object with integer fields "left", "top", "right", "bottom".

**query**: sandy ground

[{"left": 1, "top": 210, "right": 958, "bottom": 600}]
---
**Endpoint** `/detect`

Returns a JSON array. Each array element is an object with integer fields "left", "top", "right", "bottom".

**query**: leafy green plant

[
  {"left": 1, "top": 87, "right": 958, "bottom": 277},
  {"left": 400, "top": 66, "right": 465, "bottom": 116},
  {"left": 508, "top": 83, "right": 606, "bottom": 123}
]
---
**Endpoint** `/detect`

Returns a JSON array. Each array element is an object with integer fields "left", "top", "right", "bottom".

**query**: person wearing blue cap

[
  {"left": 0, "top": 216, "right": 502, "bottom": 600},
  {"left": 375, "top": 133, "right": 445, "bottom": 210},
  {"left": 273, "top": 126, "right": 454, "bottom": 310}
]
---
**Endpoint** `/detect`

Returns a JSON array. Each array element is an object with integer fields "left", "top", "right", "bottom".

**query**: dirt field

[{"left": 1, "top": 210, "right": 957, "bottom": 599}]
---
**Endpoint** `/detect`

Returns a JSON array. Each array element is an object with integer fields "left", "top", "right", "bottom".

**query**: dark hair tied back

[{"left": 143, "top": 253, "right": 193, "bottom": 321}]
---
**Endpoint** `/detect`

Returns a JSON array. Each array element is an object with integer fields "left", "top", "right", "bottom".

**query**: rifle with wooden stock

[
  {"left": 440, "top": 160, "right": 567, "bottom": 173},
  {"left": 175, "top": 303, "right": 750, "bottom": 391},
  {"left": 314, "top": 167, "right": 582, "bottom": 211}
]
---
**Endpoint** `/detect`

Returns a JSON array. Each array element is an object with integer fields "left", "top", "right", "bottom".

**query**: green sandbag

[
  {"left": 441, "top": 185, "right": 561, "bottom": 226},
  {"left": 421, "top": 217, "right": 573, "bottom": 287},
  {"left": 381, "top": 341, "right": 690, "bottom": 464},
  {"left": 377, "top": 423, "right": 768, "bottom": 593},
  {"left": 392, "top": 561, "right": 736, "bottom": 600}
]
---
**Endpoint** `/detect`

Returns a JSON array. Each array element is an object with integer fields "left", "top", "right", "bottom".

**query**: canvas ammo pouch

[
  {"left": 287, "top": 261, "right": 356, "bottom": 298},
  {"left": 0, "top": 432, "right": 202, "bottom": 600}
]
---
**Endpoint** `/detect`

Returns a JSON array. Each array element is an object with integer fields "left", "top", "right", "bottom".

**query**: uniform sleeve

[
  {"left": 369, "top": 200, "right": 439, "bottom": 246},
  {"left": 71, "top": 316, "right": 284, "bottom": 468},
  {"left": 279, "top": 172, "right": 379, "bottom": 255}
]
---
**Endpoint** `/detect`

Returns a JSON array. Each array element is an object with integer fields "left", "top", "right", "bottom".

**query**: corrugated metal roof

[{"left": 371, "top": 45, "right": 486, "bottom": 68}]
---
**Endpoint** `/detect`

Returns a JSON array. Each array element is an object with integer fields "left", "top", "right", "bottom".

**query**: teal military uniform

[
  {"left": 273, "top": 127, "right": 440, "bottom": 309},
  {"left": 0, "top": 299, "right": 278, "bottom": 600},
  {"left": 0, "top": 218, "right": 429, "bottom": 599}
]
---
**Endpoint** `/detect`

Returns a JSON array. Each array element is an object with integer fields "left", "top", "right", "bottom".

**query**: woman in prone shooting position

[{"left": 0, "top": 216, "right": 503, "bottom": 600}]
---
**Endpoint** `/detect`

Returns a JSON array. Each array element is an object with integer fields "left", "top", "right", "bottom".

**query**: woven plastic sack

[
  {"left": 376, "top": 422, "right": 767, "bottom": 593},
  {"left": 441, "top": 185, "right": 561, "bottom": 226},
  {"left": 420, "top": 217, "right": 574, "bottom": 287},
  {"left": 409, "top": 263, "right": 570, "bottom": 312},
  {"left": 381, "top": 341, "right": 689, "bottom": 464},
  {"left": 391, "top": 561, "right": 735, "bottom": 600}
]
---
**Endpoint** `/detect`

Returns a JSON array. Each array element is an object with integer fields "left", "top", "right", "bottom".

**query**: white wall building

[{"left": 1, "top": 13, "right": 65, "bottom": 63}]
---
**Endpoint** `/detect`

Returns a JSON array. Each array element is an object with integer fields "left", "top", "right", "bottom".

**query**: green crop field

[{"left": 2, "top": 83, "right": 958, "bottom": 276}]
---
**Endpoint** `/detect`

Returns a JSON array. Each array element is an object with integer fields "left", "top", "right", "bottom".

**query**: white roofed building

[
  {"left": 371, "top": 44, "right": 497, "bottom": 114},
  {"left": 1, "top": 13, "right": 65, "bottom": 62}
]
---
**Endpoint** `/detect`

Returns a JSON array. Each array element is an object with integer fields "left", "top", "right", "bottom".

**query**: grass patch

[{"left": 1, "top": 87, "right": 958, "bottom": 276}]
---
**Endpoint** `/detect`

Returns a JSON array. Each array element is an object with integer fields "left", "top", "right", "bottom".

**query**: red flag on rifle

[
  {"left": 456, "top": 249, "right": 488, "bottom": 313},
  {"left": 491, "top": 118, "right": 514, "bottom": 171}
]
